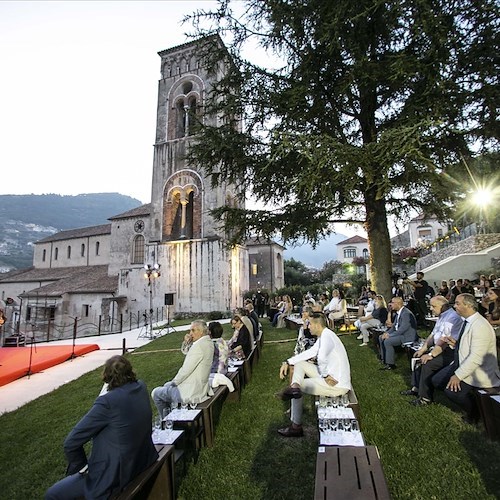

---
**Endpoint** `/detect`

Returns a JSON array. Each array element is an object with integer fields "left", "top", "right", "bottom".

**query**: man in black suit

[{"left": 379, "top": 297, "right": 418, "bottom": 370}]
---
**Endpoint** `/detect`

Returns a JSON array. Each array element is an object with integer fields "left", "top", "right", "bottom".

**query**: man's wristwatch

[{"left": 428, "top": 352, "right": 433, "bottom": 358}]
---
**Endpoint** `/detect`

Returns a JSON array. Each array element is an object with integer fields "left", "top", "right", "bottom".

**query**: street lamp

[{"left": 144, "top": 263, "right": 161, "bottom": 338}]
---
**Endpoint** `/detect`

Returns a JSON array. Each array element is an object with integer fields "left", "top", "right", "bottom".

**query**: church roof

[
  {"left": 158, "top": 34, "right": 224, "bottom": 57},
  {"left": 245, "top": 236, "right": 286, "bottom": 249},
  {"left": 108, "top": 203, "right": 151, "bottom": 220},
  {"left": 35, "top": 224, "right": 111, "bottom": 243},
  {"left": 4, "top": 266, "right": 119, "bottom": 297},
  {"left": 337, "top": 235, "right": 368, "bottom": 245}
]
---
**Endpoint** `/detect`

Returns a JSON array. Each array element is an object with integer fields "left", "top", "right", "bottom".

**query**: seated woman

[
  {"left": 324, "top": 289, "right": 347, "bottom": 328},
  {"left": 276, "top": 295, "right": 293, "bottom": 329},
  {"left": 271, "top": 296, "right": 285, "bottom": 327},
  {"left": 357, "top": 295, "right": 389, "bottom": 346},
  {"left": 294, "top": 306, "right": 317, "bottom": 355},
  {"left": 481, "top": 287, "right": 500, "bottom": 331},
  {"left": 228, "top": 314, "right": 252, "bottom": 359},
  {"left": 208, "top": 321, "right": 229, "bottom": 383}
]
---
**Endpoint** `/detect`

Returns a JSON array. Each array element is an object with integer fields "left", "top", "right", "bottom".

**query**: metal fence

[{"left": 1, "top": 306, "right": 167, "bottom": 346}]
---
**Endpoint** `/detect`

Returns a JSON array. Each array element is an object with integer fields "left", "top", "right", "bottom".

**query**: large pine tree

[{"left": 186, "top": 0, "right": 499, "bottom": 298}]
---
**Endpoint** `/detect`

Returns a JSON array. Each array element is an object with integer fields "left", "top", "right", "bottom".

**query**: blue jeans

[
  {"left": 45, "top": 472, "right": 85, "bottom": 500},
  {"left": 151, "top": 382, "right": 182, "bottom": 416}
]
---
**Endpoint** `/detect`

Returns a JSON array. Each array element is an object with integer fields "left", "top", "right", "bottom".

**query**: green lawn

[{"left": 0, "top": 324, "right": 499, "bottom": 499}]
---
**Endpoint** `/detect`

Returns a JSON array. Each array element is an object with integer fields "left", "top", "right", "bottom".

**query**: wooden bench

[
  {"left": 474, "top": 388, "right": 500, "bottom": 440},
  {"left": 114, "top": 445, "right": 175, "bottom": 500},
  {"left": 314, "top": 446, "right": 390, "bottom": 500},
  {"left": 197, "top": 385, "right": 228, "bottom": 447},
  {"left": 242, "top": 348, "right": 256, "bottom": 386},
  {"left": 226, "top": 369, "right": 242, "bottom": 402}
]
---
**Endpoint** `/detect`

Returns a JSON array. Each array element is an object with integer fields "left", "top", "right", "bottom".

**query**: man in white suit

[
  {"left": 433, "top": 293, "right": 500, "bottom": 423},
  {"left": 152, "top": 320, "right": 214, "bottom": 416}
]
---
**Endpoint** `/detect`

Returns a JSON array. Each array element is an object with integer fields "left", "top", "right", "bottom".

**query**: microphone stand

[{"left": 27, "top": 324, "right": 37, "bottom": 379}]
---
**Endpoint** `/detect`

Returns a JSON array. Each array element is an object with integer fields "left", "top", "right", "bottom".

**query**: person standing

[
  {"left": 410, "top": 272, "right": 429, "bottom": 327},
  {"left": 45, "top": 356, "right": 158, "bottom": 500}
]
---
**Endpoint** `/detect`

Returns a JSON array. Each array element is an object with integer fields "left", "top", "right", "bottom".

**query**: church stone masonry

[{"left": 122, "top": 37, "right": 249, "bottom": 314}]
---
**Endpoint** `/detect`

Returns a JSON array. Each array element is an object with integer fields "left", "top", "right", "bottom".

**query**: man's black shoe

[
  {"left": 379, "top": 364, "right": 396, "bottom": 371},
  {"left": 275, "top": 386, "right": 303, "bottom": 401},
  {"left": 400, "top": 389, "right": 418, "bottom": 396},
  {"left": 277, "top": 425, "right": 304, "bottom": 437}
]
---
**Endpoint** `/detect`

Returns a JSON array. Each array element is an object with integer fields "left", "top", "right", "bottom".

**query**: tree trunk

[{"left": 364, "top": 190, "right": 393, "bottom": 302}]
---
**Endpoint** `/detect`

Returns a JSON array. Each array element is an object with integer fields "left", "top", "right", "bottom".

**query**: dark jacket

[{"left": 63, "top": 380, "right": 158, "bottom": 499}]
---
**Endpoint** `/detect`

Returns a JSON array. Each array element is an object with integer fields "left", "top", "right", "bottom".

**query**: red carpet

[{"left": 0, "top": 344, "right": 100, "bottom": 387}]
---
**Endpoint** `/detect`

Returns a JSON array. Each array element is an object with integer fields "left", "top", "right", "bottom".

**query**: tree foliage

[{"left": 186, "top": 0, "right": 499, "bottom": 298}]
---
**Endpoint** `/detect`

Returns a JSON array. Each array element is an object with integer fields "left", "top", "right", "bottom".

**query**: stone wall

[{"left": 417, "top": 234, "right": 500, "bottom": 271}]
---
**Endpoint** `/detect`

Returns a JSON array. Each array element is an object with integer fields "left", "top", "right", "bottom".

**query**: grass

[{"left": 1, "top": 324, "right": 499, "bottom": 499}]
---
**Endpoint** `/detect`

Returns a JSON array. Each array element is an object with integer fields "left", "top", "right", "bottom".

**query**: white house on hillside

[
  {"left": 409, "top": 214, "right": 450, "bottom": 248},
  {"left": 336, "top": 235, "right": 369, "bottom": 263}
]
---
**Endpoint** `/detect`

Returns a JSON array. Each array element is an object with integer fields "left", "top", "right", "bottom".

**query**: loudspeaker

[{"left": 164, "top": 293, "right": 174, "bottom": 306}]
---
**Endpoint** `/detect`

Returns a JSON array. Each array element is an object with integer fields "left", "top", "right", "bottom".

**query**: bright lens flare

[{"left": 472, "top": 188, "right": 493, "bottom": 207}]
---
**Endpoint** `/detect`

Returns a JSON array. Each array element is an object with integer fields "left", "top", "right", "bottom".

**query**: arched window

[
  {"left": 132, "top": 235, "right": 145, "bottom": 264},
  {"left": 95, "top": 241, "right": 100, "bottom": 256},
  {"left": 42, "top": 249, "right": 46, "bottom": 262},
  {"left": 81, "top": 243, "right": 85, "bottom": 257},
  {"left": 362, "top": 248, "right": 369, "bottom": 259},
  {"left": 67, "top": 246, "right": 72, "bottom": 259},
  {"left": 162, "top": 171, "right": 202, "bottom": 241},
  {"left": 54, "top": 247, "right": 58, "bottom": 260},
  {"left": 167, "top": 76, "right": 203, "bottom": 141}
]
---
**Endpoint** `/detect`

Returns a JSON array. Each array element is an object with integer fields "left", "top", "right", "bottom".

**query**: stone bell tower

[{"left": 147, "top": 36, "right": 248, "bottom": 313}]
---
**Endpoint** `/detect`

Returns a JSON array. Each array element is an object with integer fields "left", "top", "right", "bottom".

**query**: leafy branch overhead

[{"left": 185, "top": 0, "right": 499, "bottom": 298}]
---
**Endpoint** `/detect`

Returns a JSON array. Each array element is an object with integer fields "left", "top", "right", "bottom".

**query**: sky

[{"left": 0, "top": 0, "right": 366, "bottom": 239}]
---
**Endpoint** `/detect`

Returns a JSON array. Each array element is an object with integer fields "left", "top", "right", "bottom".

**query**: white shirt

[{"left": 287, "top": 328, "right": 352, "bottom": 391}]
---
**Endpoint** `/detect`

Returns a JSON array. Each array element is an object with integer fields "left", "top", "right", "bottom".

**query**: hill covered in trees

[{"left": 0, "top": 193, "right": 142, "bottom": 271}]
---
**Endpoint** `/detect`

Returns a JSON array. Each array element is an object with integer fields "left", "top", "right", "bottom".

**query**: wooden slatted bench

[
  {"left": 474, "top": 387, "right": 500, "bottom": 440},
  {"left": 197, "top": 385, "right": 229, "bottom": 447},
  {"left": 226, "top": 369, "right": 242, "bottom": 402},
  {"left": 114, "top": 444, "right": 175, "bottom": 500},
  {"left": 314, "top": 446, "right": 390, "bottom": 500}
]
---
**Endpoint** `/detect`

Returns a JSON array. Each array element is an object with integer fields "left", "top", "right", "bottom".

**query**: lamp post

[{"left": 144, "top": 263, "right": 161, "bottom": 338}]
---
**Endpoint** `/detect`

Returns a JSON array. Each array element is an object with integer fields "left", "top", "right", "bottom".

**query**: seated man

[
  {"left": 400, "top": 295, "right": 462, "bottom": 405},
  {"left": 431, "top": 293, "right": 500, "bottom": 423},
  {"left": 276, "top": 312, "right": 352, "bottom": 437},
  {"left": 181, "top": 321, "right": 229, "bottom": 384},
  {"left": 45, "top": 356, "right": 158, "bottom": 500},
  {"left": 378, "top": 296, "right": 418, "bottom": 370},
  {"left": 152, "top": 320, "right": 214, "bottom": 415}
]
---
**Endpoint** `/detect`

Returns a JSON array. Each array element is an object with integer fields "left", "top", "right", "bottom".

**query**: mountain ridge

[{"left": 0, "top": 193, "right": 142, "bottom": 271}]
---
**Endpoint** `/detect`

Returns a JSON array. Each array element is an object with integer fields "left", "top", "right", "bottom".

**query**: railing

[
  {"left": 417, "top": 223, "right": 478, "bottom": 258},
  {"left": 2, "top": 307, "right": 166, "bottom": 345}
]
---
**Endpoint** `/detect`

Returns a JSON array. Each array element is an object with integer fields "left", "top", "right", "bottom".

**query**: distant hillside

[{"left": 0, "top": 193, "right": 142, "bottom": 271}]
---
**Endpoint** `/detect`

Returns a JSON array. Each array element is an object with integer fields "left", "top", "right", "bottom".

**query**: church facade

[{"left": 0, "top": 38, "right": 284, "bottom": 338}]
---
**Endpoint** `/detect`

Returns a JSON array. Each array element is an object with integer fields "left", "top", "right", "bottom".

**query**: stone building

[{"left": 0, "top": 37, "right": 283, "bottom": 338}]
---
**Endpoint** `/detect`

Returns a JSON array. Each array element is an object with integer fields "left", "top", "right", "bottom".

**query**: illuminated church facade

[{"left": 0, "top": 38, "right": 284, "bottom": 334}]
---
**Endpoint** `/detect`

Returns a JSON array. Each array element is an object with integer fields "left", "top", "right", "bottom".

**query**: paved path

[{"left": 0, "top": 323, "right": 192, "bottom": 415}]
